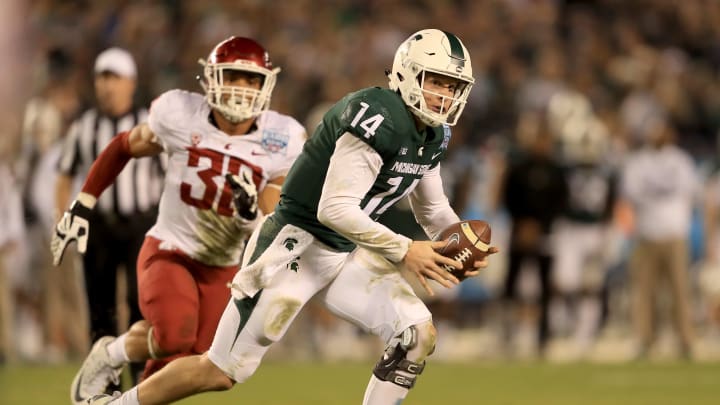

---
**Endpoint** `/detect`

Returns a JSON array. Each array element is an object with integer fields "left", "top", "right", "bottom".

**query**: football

[{"left": 435, "top": 220, "right": 492, "bottom": 281}]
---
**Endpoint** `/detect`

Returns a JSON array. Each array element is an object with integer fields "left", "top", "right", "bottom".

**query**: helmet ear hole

[{"left": 396, "top": 72, "right": 405, "bottom": 82}]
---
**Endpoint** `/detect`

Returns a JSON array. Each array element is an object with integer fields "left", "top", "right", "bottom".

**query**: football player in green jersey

[{"left": 89, "top": 29, "right": 497, "bottom": 405}]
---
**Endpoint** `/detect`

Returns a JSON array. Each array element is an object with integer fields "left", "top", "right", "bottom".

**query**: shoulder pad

[
  {"left": 260, "top": 110, "right": 306, "bottom": 140},
  {"left": 339, "top": 88, "right": 413, "bottom": 157},
  {"left": 148, "top": 90, "right": 204, "bottom": 132},
  {"left": 256, "top": 110, "right": 306, "bottom": 160}
]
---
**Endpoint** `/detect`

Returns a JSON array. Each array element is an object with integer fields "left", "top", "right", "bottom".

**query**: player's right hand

[
  {"left": 51, "top": 200, "right": 92, "bottom": 266},
  {"left": 401, "top": 240, "right": 462, "bottom": 296}
]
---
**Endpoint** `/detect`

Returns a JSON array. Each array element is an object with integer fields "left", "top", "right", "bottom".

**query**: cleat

[
  {"left": 71, "top": 337, "right": 123, "bottom": 405},
  {"left": 85, "top": 392, "right": 120, "bottom": 404}
]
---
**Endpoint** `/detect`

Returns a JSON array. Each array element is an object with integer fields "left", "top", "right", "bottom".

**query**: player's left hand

[
  {"left": 51, "top": 199, "right": 92, "bottom": 266},
  {"left": 402, "top": 240, "right": 463, "bottom": 296},
  {"left": 226, "top": 172, "right": 258, "bottom": 220},
  {"left": 461, "top": 246, "right": 500, "bottom": 279}
]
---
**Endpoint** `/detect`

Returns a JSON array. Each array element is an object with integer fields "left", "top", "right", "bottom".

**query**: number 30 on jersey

[{"left": 180, "top": 147, "right": 256, "bottom": 217}]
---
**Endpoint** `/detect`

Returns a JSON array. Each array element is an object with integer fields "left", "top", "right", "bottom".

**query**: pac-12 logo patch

[{"left": 261, "top": 129, "right": 289, "bottom": 154}]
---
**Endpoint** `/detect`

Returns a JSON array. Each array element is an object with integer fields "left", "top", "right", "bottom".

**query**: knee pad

[{"left": 372, "top": 326, "right": 427, "bottom": 389}]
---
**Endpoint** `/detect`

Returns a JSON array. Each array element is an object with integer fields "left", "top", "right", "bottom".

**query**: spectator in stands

[{"left": 19, "top": 47, "right": 87, "bottom": 362}]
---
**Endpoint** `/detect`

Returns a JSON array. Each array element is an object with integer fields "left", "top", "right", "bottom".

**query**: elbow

[
  {"left": 317, "top": 198, "right": 347, "bottom": 231},
  {"left": 316, "top": 200, "right": 336, "bottom": 229},
  {"left": 317, "top": 207, "right": 331, "bottom": 227},
  {"left": 317, "top": 207, "right": 341, "bottom": 232}
]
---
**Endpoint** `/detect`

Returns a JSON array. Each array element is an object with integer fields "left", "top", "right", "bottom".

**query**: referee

[{"left": 55, "top": 48, "right": 164, "bottom": 383}]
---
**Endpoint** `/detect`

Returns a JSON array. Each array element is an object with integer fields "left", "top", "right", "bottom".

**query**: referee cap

[{"left": 94, "top": 47, "right": 137, "bottom": 79}]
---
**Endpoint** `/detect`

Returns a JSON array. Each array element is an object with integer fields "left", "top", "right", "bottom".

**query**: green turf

[{"left": 2, "top": 361, "right": 720, "bottom": 404}]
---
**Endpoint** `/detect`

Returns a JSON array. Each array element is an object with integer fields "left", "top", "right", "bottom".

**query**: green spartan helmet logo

[
  {"left": 283, "top": 238, "right": 300, "bottom": 272},
  {"left": 283, "top": 237, "right": 298, "bottom": 251},
  {"left": 288, "top": 258, "right": 299, "bottom": 272}
]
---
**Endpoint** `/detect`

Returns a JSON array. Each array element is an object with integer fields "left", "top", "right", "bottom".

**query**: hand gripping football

[{"left": 435, "top": 220, "right": 492, "bottom": 281}]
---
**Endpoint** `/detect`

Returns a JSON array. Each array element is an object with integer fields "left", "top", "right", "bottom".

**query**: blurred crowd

[{"left": 3, "top": 0, "right": 720, "bottom": 364}]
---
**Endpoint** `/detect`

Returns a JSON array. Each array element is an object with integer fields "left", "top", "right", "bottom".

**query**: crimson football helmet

[{"left": 199, "top": 37, "right": 280, "bottom": 123}]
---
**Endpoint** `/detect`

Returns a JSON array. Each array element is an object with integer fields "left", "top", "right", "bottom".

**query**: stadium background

[{"left": 3, "top": 0, "right": 720, "bottom": 404}]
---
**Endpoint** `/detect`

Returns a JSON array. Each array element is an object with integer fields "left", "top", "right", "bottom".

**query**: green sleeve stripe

[{"left": 442, "top": 31, "right": 465, "bottom": 61}]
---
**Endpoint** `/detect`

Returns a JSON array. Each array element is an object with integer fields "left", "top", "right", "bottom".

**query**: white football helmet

[
  {"left": 199, "top": 37, "right": 280, "bottom": 123},
  {"left": 548, "top": 90, "right": 592, "bottom": 137},
  {"left": 561, "top": 116, "right": 609, "bottom": 164},
  {"left": 388, "top": 29, "right": 474, "bottom": 127}
]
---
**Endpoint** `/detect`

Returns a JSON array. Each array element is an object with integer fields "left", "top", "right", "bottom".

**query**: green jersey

[{"left": 275, "top": 87, "right": 452, "bottom": 251}]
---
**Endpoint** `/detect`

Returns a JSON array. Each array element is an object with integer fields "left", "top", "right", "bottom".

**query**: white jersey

[
  {"left": 620, "top": 144, "right": 699, "bottom": 241},
  {"left": 146, "top": 89, "right": 305, "bottom": 266}
]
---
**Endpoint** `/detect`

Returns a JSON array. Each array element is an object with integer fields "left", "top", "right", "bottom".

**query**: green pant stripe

[
  {"left": 230, "top": 215, "right": 287, "bottom": 350},
  {"left": 230, "top": 292, "right": 262, "bottom": 350},
  {"left": 247, "top": 214, "right": 286, "bottom": 265}
]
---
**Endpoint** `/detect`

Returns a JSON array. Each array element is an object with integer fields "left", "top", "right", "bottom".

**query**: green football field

[{"left": 2, "top": 361, "right": 719, "bottom": 404}]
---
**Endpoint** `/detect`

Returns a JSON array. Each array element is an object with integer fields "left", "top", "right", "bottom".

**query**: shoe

[
  {"left": 85, "top": 391, "right": 120, "bottom": 404},
  {"left": 71, "top": 337, "right": 124, "bottom": 405},
  {"left": 679, "top": 342, "right": 696, "bottom": 362}
]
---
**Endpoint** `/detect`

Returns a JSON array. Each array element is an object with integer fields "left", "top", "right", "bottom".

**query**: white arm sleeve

[
  {"left": 408, "top": 164, "right": 461, "bottom": 240},
  {"left": 317, "top": 133, "right": 412, "bottom": 263}
]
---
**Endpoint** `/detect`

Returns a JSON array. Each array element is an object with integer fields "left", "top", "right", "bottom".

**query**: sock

[
  {"left": 106, "top": 334, "right": 130, "bottom": 367},
  {"left": 362, "top": 375, "right": 409, "bottom": 405},
  {"left": 112, "top": 386, "right": 139, "bottom": 405},
  {"left": 574, "top": 296, "right": 601, "bottom": 351}
]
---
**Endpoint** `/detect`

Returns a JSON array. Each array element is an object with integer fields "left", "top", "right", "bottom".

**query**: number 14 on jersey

[{"left": 350, "top": 102, "right": 385, "bottom": 139}]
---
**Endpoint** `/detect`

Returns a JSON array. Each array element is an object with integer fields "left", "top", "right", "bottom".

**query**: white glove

[{"left": 51, "top": 199, "right": 92, "bottom": 266}]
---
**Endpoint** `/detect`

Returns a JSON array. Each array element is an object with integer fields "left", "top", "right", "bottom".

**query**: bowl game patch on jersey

[{"left": 260, "top": 129, "right": 289, "bottom": 154}]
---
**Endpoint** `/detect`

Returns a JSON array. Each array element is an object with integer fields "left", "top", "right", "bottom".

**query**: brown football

[{"left": 435, "top": 220, "right": 492, "bottom": 281}]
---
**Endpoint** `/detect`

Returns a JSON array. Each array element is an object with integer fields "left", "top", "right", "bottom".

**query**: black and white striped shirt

[{"left": 58, "top": 107, "right": 164, "bottom": 217}]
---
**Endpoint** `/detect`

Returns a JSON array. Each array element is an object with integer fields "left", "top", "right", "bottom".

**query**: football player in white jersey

[
  {"left": 553, "top": 112, "right": 617, "bottom": 359},
  {"left": 51, "top": 37, "right": 306, "bottom": 404},
  {"left": 84, "top": 29, "right": 498, "bottom": 405}
]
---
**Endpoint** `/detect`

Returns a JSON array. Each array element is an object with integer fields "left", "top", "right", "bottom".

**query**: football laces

[
  {"left": 442, "top": 248, "right": 472, "bottom": 272},
  {"left": 455, "top": 248, "right": 472, "bottom": 263}
]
